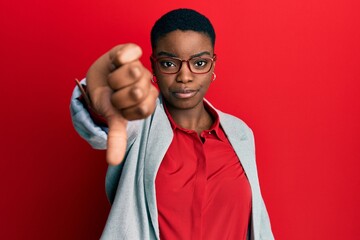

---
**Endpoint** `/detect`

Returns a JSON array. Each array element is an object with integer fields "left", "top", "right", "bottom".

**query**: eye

[
  {"left": 159, "top": 59, "right": 177, "bottom": 68},
  {"left": 193, "top": 58, "right": 209, "bottom": 69}
]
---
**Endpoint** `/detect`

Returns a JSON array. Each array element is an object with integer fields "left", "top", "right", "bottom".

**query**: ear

[{"left": 212, "top": 54, "right": 217, "bottom": 69}]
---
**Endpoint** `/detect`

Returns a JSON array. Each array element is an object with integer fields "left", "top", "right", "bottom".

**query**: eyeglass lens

[{"left": 157, "top": 57, "right": 213, "bottom": 74}]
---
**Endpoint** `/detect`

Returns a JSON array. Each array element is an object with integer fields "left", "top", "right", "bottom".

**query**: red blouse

[{"left": 155, "top": 102, "right": 252, "bottom": 240}]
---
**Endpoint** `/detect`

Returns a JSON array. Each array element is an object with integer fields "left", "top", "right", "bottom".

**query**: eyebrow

[{"left": 156, "top": 51, "right": 212, "bottom": 58}]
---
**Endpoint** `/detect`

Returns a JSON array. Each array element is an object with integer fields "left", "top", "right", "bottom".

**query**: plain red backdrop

[{"left": 1, "top": 0, "right": 359, "bottom": 239}]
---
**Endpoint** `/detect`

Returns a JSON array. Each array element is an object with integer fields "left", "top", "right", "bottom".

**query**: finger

[
  {"left": 106, "top": 114, "right": 128, "bottom": 166},
  {"left": 87, "top": 44, "right": 143, "bottom": 112},
  {"left": 121, "top": 85, "right": 159, "bottom": 121},
  {"left": 110, "top": 71, "right": 151, "bottom": 109},
  {"left": 107, "top": 61, "right": 143, "bottom": 90},
  {"left": 110, "top": 43, "right": 142, "bottom": 68}
]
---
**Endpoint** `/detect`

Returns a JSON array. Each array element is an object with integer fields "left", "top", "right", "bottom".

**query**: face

[{"left": 151, "top": 30, "right": 215, "bottom": 111}]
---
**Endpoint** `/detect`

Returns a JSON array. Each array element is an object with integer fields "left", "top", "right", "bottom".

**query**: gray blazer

[{"left": 70, "top": 82, "right": 274, "bottom": 240}]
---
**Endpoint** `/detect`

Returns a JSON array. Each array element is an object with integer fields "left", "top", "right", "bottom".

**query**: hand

[{"left": 86, "top": 44, "right": 158, "bottom": 165}]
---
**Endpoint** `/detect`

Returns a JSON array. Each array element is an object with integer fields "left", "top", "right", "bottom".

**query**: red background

[{"left": 1, "top": 0, "right": 359, "bottom": 239}]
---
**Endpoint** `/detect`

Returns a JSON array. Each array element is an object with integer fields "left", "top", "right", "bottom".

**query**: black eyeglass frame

[{"left": 151, "top": 54, "right": 217, "bottom": 74}]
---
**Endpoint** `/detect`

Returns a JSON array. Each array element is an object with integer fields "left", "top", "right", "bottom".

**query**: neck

[{"left": 165, "top": 100, "right": 213, "bottom": 134}]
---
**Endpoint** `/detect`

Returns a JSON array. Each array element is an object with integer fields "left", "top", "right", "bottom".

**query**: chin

[{"left": 165, "top": 96, "right": 204, "bottom": 110}]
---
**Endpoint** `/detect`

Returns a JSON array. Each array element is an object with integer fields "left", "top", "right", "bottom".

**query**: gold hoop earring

[{"left": 212, "top": 72, "right": 217, "bottom": 82}]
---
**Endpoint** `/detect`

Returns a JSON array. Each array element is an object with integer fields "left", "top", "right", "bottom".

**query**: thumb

[{"left": 106, "top": 114, "right": 128, "bottom": 165}]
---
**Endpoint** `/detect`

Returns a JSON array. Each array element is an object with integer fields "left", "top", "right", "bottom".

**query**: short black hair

[{"left": 150, "top": 8, "right": 216, "bottom": 49}]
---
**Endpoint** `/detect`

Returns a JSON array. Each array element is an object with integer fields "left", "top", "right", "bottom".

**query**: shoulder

[
  {"left": 204, "top": 99, "right": 254, "bottom": 138},
  {"left": 216, "top": 108, "right": 254, "bottom": 142},
  {"left": 218, "top": 110, "right": 250, "bottom": 129}
]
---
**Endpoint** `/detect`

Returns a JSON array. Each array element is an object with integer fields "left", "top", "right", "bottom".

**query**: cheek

[
  {"left": 157, "top": 82, "right": 166, "bottom": 93},
  {"left": 156, "top": 76, "right": 173, "bottom": 93},
  {"left": 200, "top": 75, "right": 213, "bottom": 87}
]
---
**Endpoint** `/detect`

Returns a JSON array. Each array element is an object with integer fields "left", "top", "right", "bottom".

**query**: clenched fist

[{"left": 86, "top": 44, "right": 159, "bottom": 165}]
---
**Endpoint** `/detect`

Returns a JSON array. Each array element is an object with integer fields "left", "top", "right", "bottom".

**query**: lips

[{"left": 171, "top": 88, "right": 198, "bottom": 99}]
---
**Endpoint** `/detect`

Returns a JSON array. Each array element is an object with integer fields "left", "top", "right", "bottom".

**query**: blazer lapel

[
  {"left": 143, "top": 100, "right": 173, "bottom": 238},
  {"left": 218, "top": 111, "right": 260, "bottom": 240}
]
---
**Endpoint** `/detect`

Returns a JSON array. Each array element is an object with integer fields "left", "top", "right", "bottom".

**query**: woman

[{"left": 71, "top": 8, "right": 274, "bottom": 240}]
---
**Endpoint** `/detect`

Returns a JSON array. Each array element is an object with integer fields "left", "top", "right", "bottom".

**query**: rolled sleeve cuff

[{"left": 70, "top": 78, "right": 108, "bottom": 149}]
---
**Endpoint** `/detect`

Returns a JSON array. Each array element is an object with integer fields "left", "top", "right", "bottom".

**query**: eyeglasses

[{"left": 151, "top": 54, "right": 216, "bottom": 74}]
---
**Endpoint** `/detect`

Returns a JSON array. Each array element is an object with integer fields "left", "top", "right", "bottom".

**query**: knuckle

[
  {"left": 120, "top": 100, "right": 155, "bottom": 121},
  {"left": 138, "top": 104, "right": 150, "bottom": 117},
  {"left": 129, "top": 65, "right": 141, "bottom": 79},
  {"left": 130, "top": 87, "right": 143, "bottom": 101}
]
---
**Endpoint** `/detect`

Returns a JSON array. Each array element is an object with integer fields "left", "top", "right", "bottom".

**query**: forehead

[{"left": 154, "top": 30, "right": 213, "bottom": 57}]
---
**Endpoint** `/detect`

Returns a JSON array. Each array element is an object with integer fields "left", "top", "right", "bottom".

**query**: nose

[{"left": 176, "top": 61, "right": 193, "bottom": 83}]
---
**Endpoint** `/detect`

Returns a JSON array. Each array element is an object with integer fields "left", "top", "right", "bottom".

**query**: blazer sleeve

[
  {"left": 70, "top": 78, "right": 108, "bottom": 149},
  {"left": 70, "top": 78, "right": 143, "bottom": 149}
]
